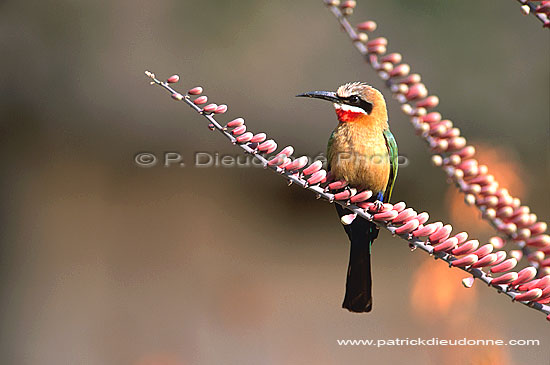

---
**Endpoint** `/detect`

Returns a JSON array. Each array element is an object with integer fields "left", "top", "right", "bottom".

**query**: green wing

[
  {"left": 383, "top": 128, "right": 398, "bottom": 203},
  {"left": 326, "top": 131, "right": 335, "bottom": 166}
]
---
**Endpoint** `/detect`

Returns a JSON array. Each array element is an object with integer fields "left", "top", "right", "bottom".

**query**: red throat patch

[{"left": 335, "top": 108, "right": 363, "bottom": 123}]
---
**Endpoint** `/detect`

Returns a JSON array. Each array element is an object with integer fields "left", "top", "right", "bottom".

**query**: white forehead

[{"left": 336, "top": 82, "right": 369, "bottom": 98}]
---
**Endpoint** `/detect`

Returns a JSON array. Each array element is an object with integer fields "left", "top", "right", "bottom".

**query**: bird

[{"left": 297, "top": 82, "right": 398, "bottom": 313}]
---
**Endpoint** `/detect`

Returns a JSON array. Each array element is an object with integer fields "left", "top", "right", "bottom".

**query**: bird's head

[{"left": 297, "top": 82, "right": 388, "bottom": 127}]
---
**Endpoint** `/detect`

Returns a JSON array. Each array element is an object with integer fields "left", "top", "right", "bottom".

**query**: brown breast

[{"left": 328, "top": 123, "right": 390, "bottom": 192}]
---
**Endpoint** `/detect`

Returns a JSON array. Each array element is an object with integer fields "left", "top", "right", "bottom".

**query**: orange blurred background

[{"left": 1, "top": 0, "right": 549, "bottom": 364}]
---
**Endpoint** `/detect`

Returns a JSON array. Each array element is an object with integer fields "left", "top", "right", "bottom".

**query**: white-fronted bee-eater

[{"left": 298, "top": 82, "right": 398, "bottom": 313}]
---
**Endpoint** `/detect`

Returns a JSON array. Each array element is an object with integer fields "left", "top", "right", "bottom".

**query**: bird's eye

[{"left": 349, "top": 95, "right": 360, "bottom": 104}]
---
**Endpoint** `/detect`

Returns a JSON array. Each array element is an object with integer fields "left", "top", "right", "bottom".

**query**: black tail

[{"left": 336, "top": 204, "right": 379, "bottom": 313}]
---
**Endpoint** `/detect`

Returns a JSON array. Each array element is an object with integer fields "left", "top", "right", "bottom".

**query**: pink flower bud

[
  {"left": 509, "top": 250, "right": 523, "bottom": 261},
  {"left": 194, "top": 96, "right": 208, "bottom": 105},
  {"left": 514, "top": 289, "right": 542, "bottom": 302},
  {"left": 494, "top": 250, "right": 508, "bottom": 265},
  {"left": 302, "top": 161, "right": 323, "bottom": 176},
  {"left": 527, "top": 250, "right": 544, "bottom": 262},
  {"left": 389, "top": 64, "right": 410, "bottom": 78},
  {"left": 235, "top": 132, "right": 253, "bottom": 144},
  {"left": 416, "top": 212, "right": 429, "bottom": 225},
  {"left": 307, "top": 170, "right": 327, "bottom": 185},
  {"left": 167, "top": 74, "right": 180, "bottom": 83},
  {"left": 279, "top": 158, "right": 292, "bottom": 169},
  {"left": 496, "top": 195, "right": 514, "bottom": 208},
  {"left": 226, "top": 117, "right": 244, "bottom": 128},
  {"left": 491, "top": 272, "right": 518, "bottom": 286},
  {"left": 420, "top": 112, "right": 441, "bottom": 124},
  {"left": 401, "top": 103, "right": 413, "bottom": 115},
  {"left": 257, "top": 140, "right": 277, "bottom": 154},
  {"left": 274, "top": 147, "right": 293, "bottom": 160},
  {"left": 429, "top": 224, "right": 452, "bottom": 243},
  {"left": 432, "top": 120, "right": 450, "bottom": 133},
  {"left": 433, "top": 237, "right": 458, "bottom": 253},
  {"left": 373, "top": 210, "right": 399, "bottom": 221},
  {"left": 381, "top": 53, "right": 402, "bottom": 64},
  {"left": 496, "top": 206, "right": 514, "bottom": 219},
  {"left": 447, "top": 136, "right": 467, "bottom": 151},
  {"left": 405, "top": 83, "right": 428, "bottom": 101},
  {"left": 341, "top": 213, "right": 357, "bottom": 225},
  {"left": 453, "top": 232, "right": 469, "bottom": 245},
  {"left": 462, "top": 277, "right": 475, "bottom": 288},
  {"left": 536, "top": 275, "right": 550, "bottom": 289},
  {"left": 416, "top": 96, "right": 439, "bottom": 109},
  {"left": 341, "top": 0, "right": 356, "bottom": 8},
  {"left": 526, "top": 234, "right": 550, "bottom": 248},
  {"left": 490, "top": 258, "right": 518, "bottom": 273},
  {"left": 451, "top": 254, "right": 478, "bottom": 267},
  {"left": 250, "top": 133, "right": 267, "bottom": 143},
  {"left": 472, "top": 243, "right": 493, "bottom": 258},
  {"left": 413, "top": 222, "right": 443, "bottom": 237},
  {"left": 188, "top": 86, "right": 203, "bottom": 95},
  {"left": 498, "top": 222, "right": 517, "bottom": 235},
  {"left": 286, "top": 156, "right": 309, "bottom": 171},
  {"left": 518, "top": 279, "right": 541, "bottom": 292},
  {"left": 357, "top": 20, "right": 377, "bottom": 32},
  {"left": 516, "top": 228, "right": 531, "bottom": 240},
  {"left": 367, "top": 44, "right": 386, "bottom": 55},
  {"left": 366, "top": 37, "right": 387, "bottom": 47},
  {"left": 268, "top": 155, "right": 287, "bottom": 166},
  {"left": 392, "top": 202, "right": 407, "bottom": 212},
  {"left": 328, "top": 180, "right": 349, "bottom": 190},
  {"left": 464, "top": 184, "right": 481, "bottom": 194},
  {"left": 394, "top": 218, "right": 420, "bottom": 235},
  {"left": 441, "top": 127, "right": 460, "bottom": 139},
  {"left": 511, "top": 267, "right": 537, "bottom": 287},
  {"left": 350, "top": 190, "right": 373, "bottom": 203},
  {"left": 452, "top": 239, "right": 479, "bottom": 256},
  {"left": 171, "top": 93, "right": 184, "bottom": 101},
  {"left": 431, "top": 155, "right": 443, "bottom": 166},
  {"left": 393, "top": 208, "right": 417, "bottom": 224},
  {"left": 231, "top": 125, "right": 246, "bottom": 136},
  {"left": 479, "top": 184, "right": 497, "bottom": 196},
  {"left": 203, "top": 103, "right": 218, "bottom": 113},
  {"left": 214, "top": 104, "right": 228, "bottom": 114},
  {"left": 471, "top": 253, "right": 498, "bottom": 268},
  {"left": 401, "top": 74, "right": 421, "bottom": 85},
  {"left": 334, "top": 190, "right": 352, "bottom": 200},
  {"left": 530, "top": 222, "right": 548, "bottom": 236},
  {"left": 538, "top": 286, "right": 550, "bottom": 302},
  {"left": 511, "top": 206, "right": 530, "bottom": 218},
  {"left": 429, "top": 123, "right": 448, "bottom": 137},
  {"left": 468, "top": 174, "right": 492, "bottom": 186},
  {"left": 430, "top": 138, "right": 449, "bottom": 153},
  {"left": 455, "top": 145, "right": 476, "bottom": 159},
  {"left": 464, "top": 194, "right": 476, "bottom": 206}
]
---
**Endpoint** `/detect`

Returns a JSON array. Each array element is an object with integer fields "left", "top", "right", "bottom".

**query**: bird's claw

[{"left": 373, "top": 200, "right": 384, "bottom": 212}]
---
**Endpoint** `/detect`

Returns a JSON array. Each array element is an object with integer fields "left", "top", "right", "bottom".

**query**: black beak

[{"left": 296, "top": 91, "right": 340, "bottom": 103}]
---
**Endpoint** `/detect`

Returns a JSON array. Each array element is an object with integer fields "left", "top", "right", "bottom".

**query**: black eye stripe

[{"left": 343, "top": 96, "right": 373, "bottom": 114}]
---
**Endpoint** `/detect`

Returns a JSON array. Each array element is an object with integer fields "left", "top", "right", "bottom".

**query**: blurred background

[{"left": 1, "top": 0, "right": 549, "bottom": 364}]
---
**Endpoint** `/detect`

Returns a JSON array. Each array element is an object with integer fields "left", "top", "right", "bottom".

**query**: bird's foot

[{"left": 373, "top": 200, "right": 384, "bottom": 212}]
